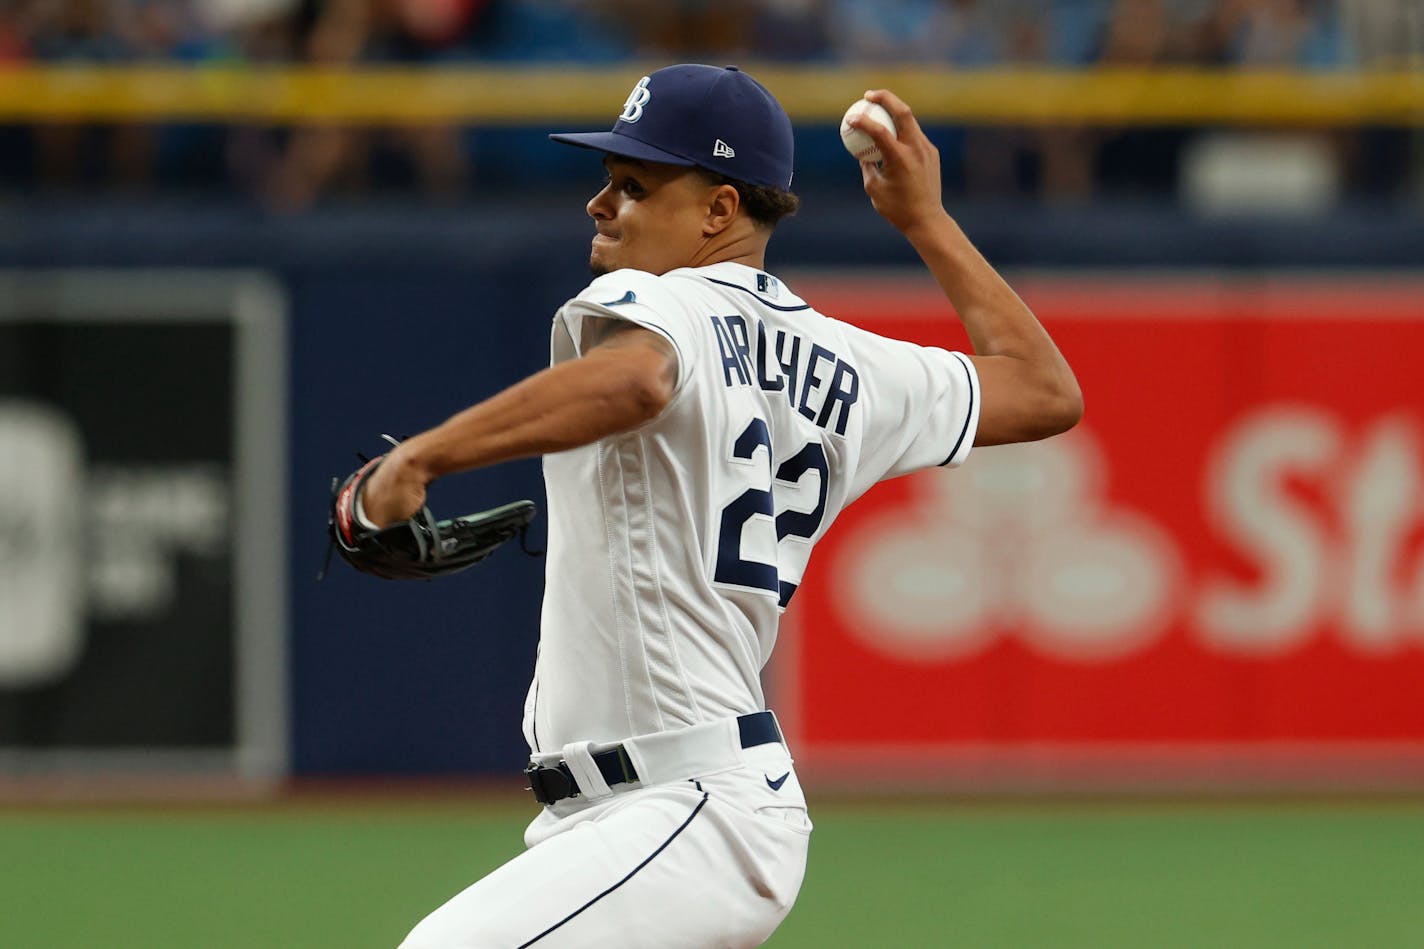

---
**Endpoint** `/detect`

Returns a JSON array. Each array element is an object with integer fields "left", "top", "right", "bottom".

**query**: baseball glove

[{"left": 323, "top": 452, "right": 539, "bottom": 581}]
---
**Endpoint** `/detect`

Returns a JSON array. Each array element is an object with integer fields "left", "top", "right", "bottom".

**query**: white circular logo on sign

[
  {"left": 834, "top": 430, "right": 1180, "bottom": 663},
  {"left": 0, "top": 400, "right": 86, "bottom": 687}
]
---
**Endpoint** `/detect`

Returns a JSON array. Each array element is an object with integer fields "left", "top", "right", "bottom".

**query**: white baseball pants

[{"left": 399, "top": 740, "right": 811, "bottom": 948}]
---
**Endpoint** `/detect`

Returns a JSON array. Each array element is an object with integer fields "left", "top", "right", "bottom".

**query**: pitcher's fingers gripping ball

[
  {"left": 851, "top": 90, "right": 944, "bottom": 234},
  {"left": 840, "top": 98, "right": 897, "bottom": 163}
]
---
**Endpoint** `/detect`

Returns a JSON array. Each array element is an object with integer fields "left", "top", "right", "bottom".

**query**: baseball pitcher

[{"left": 349, "top": 64, "right": 1082, "bottom": 948}]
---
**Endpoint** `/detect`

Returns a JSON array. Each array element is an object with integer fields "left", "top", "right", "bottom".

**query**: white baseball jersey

[{"left": 524, "top": 261, "right": 980, "bottom": 753}]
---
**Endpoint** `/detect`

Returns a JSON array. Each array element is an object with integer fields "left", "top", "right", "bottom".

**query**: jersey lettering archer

[
  {"left": 524, "top": 261, "right": 980, "bottom": 752},
  {"left": 710, "top": 312, "right": 860, "bottom": 436}
]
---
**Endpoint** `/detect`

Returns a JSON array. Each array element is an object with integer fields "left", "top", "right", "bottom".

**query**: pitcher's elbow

[
  {"left": 623, "top": 368, "right": 673, "bottom": 425},
  {"left": 1047, "top": 380, "right": 1084, "bottom": 436},
  {"left": 1023, "top": 376, "right": 1083, "bottom": 441}
]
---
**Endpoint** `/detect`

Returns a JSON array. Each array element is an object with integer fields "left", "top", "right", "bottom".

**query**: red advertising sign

[{"left": 778, "top": 273, "right": 1424, "bottom": 774}]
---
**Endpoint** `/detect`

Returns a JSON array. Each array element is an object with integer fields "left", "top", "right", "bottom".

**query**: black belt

[{"left": 524, "top": 711, "right": 783, "bottom": 806}]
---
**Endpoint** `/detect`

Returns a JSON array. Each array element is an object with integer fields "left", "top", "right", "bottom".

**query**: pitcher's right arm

[{"left": 848, "top": 89, "right": 1084, "bottom": 447}]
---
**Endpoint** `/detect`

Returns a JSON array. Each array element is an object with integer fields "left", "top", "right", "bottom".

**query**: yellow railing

[{"left": 0, "top": 64, "right": 1421, "bottom": 125}]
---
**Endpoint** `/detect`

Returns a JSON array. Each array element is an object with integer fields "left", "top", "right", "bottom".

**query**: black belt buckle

[{"left": 525, "top": 762, "right": 578, "bottom": 805}]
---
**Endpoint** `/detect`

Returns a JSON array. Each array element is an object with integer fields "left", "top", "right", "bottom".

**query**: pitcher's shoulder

[{"left": 565, "top": 270, "right": 703, "bottom": 318}]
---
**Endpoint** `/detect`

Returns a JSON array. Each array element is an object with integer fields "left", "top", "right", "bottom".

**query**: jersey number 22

[{"left": 715, "top": 418, "right": 828, "bottom": 608}]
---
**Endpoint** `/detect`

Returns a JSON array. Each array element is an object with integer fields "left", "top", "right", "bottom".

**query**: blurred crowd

[
  {"left": 0, "top": 0, "right": 1419, "bottom": 208},
  {"left": 3, "top": 0, "right": 1419, "bottom": 67}
]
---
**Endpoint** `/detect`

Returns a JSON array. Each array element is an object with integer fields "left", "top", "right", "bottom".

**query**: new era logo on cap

[{"left": 549, "top": 64, "right": 795, "bottom": 191}]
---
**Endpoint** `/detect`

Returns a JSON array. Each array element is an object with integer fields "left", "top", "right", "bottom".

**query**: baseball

[{"left": 840, "top": 99, "right": 896, "bottom": 163}]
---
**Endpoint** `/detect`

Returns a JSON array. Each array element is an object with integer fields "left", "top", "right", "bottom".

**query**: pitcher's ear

[{"left": 704, "top": 182, "right": 741, "bottom": 236}]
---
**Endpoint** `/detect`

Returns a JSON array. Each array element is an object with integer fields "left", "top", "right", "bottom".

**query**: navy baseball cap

[{"left": 550, "top": 64, "right": 794, "bottom": 191}]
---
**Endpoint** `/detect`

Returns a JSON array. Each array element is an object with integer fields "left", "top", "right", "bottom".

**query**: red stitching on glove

[{"left": 335, "top": 456, "right": 382, "bottom": 544}]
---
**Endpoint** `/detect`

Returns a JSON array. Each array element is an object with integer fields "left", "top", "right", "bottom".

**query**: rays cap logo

[
  {"left": 550, "top": 64, "right": 795, "bottom": 191},
  {"left": 619, "top": 76, "right": 652, "bottom": 123}
]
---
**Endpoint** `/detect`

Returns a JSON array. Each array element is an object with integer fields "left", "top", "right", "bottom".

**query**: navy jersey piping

[
  {"left": 518, "top": 792, "right": 710, "bottom": 946},
  {"left": 939, "top": 353, "right": 976, "bottom": 466},
  {"left": 702, "top": 277, "right": 811, "bottom": 312}
]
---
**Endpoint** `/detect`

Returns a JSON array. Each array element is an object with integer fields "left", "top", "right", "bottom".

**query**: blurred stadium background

[{"left": 3, "top": 0, "right": 1424, "bottom": 946}]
